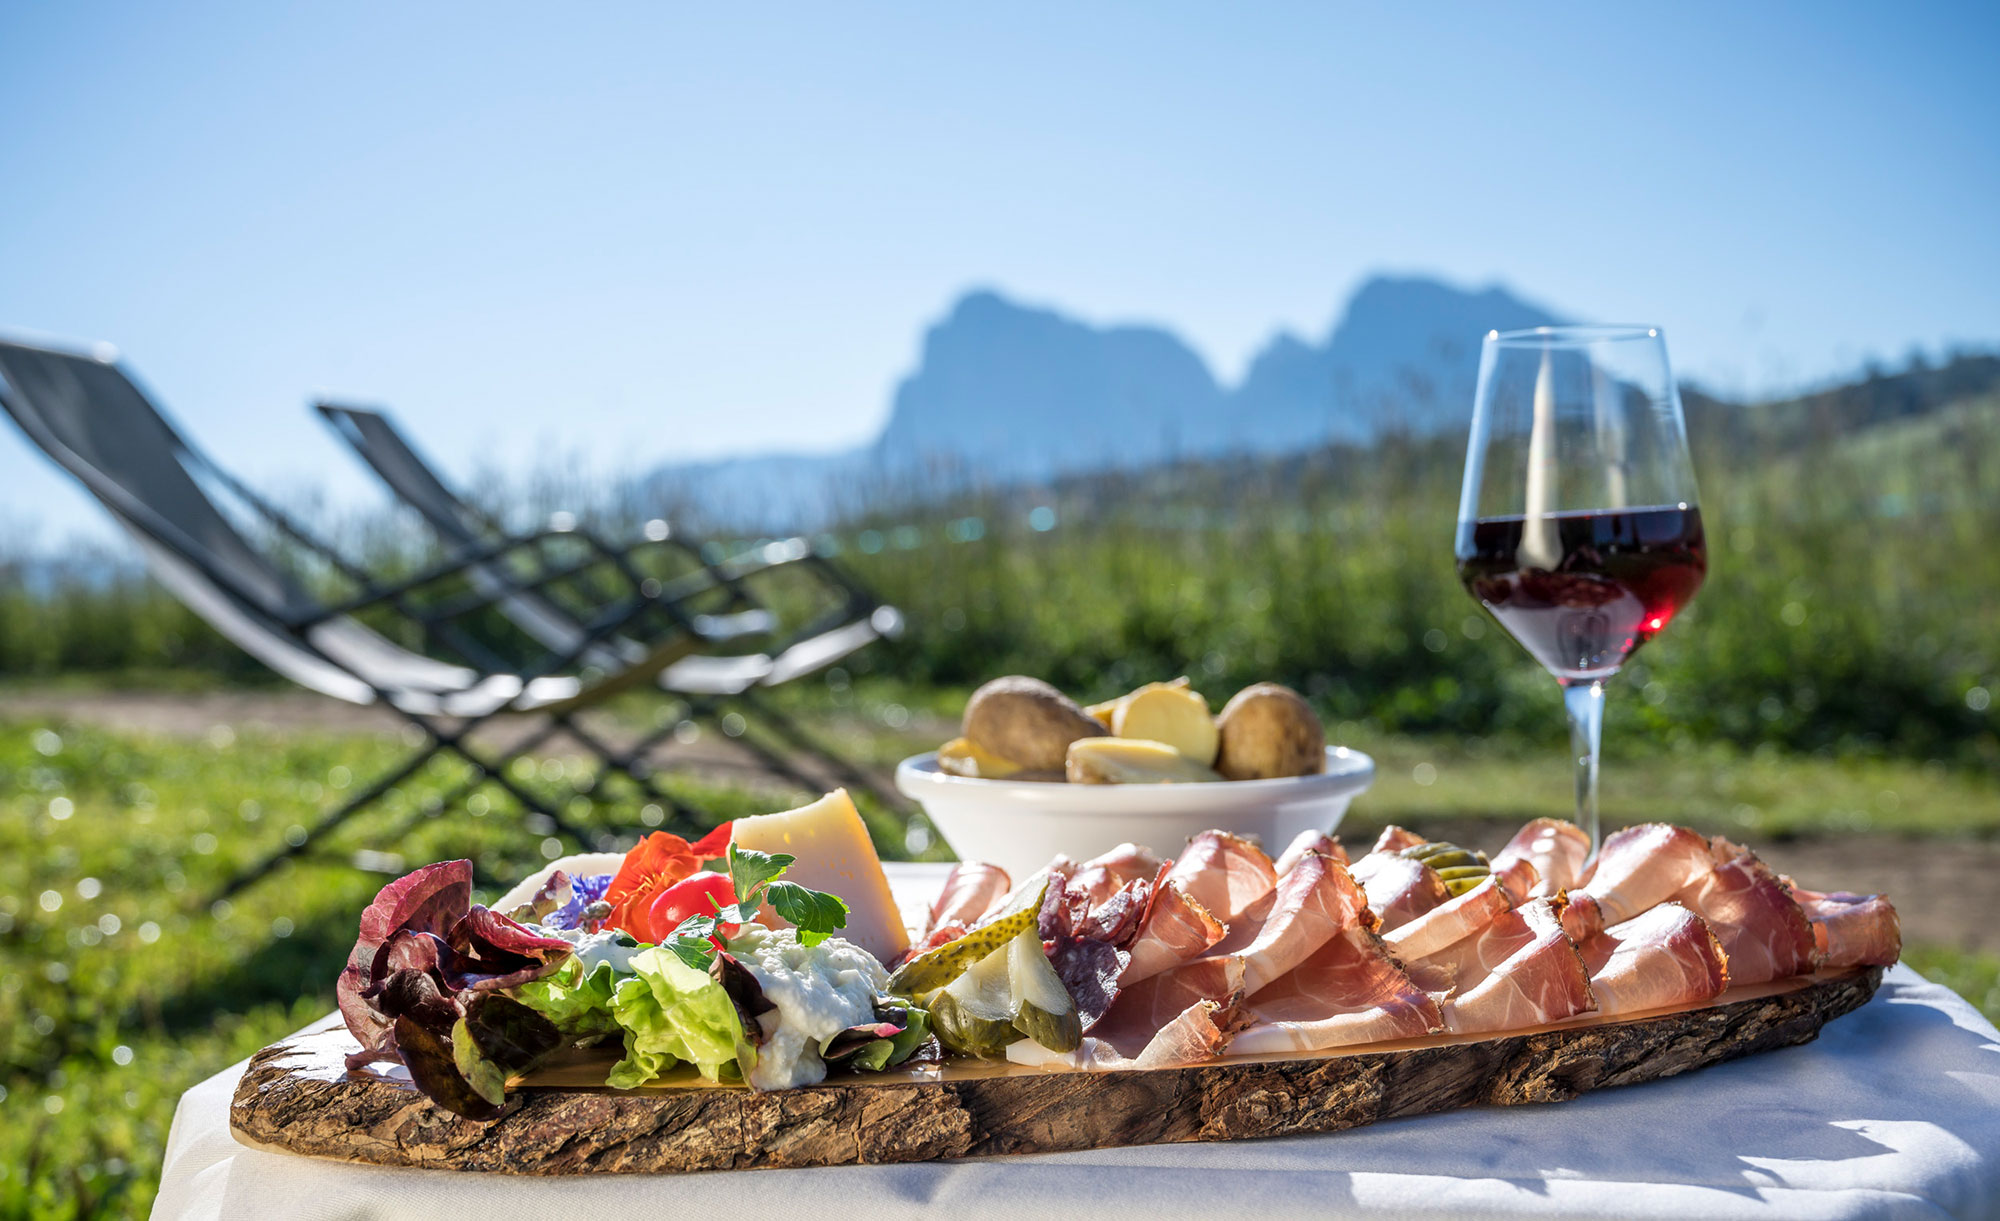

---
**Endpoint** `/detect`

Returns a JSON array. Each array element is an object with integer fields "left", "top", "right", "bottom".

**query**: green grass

[
  {"left": 2, "top": 713, "right": 1994, "bottom": 1218},
  {"left": 1351, "top": 733, "right": 2000, "bottom": 839}
]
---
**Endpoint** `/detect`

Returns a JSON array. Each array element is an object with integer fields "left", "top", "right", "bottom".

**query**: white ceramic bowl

[{"left": 895, "top": 746, "right": 1374, "bottom": 880}]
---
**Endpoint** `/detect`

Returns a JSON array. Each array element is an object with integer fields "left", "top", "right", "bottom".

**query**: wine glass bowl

[{"left": 1454, "top": 326, "right": 1706, "bottom": 854}]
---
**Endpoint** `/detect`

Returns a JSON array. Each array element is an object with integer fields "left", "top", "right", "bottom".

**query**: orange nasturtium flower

[{"left": 602, "top": 824, "right": 734, "bottom": 942}]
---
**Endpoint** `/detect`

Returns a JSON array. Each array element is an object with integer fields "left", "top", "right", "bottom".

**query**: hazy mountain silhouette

[
  {"left": 649, "top": 274, "right": 1566, "bottom": 525},
  {"left": 1234, "top": 278, "right": 1563, "bottom": 444},
  {"left": 874, "top": 290, "right": 1224, "bottom": 478}
]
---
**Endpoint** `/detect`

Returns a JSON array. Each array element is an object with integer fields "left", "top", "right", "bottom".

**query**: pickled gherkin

[
  {"left": 1400, "top": 841, "right": 1493, "bottom": 897},
  {"left": 887, "top": 881, "right": 1048, "bottom": 1000},
  {"left": 928, "top": 925, "right": 1082, "bottom": 1058}
]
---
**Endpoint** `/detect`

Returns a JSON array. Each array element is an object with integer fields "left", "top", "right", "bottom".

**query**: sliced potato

[
  {"left": 1082, "top": 698, "right": 1119, "bottom": 729},
  {"left": 1110, "top": 679, "right": 1219, "bottom": 765},
  {"left": 1066, "top": 737, "right": 1225, "bottom": 784},
  {"left": 962, "top": 676, "right": 1107, "bottom": 772},
  {"left": 936, "top": 736, "right": 1024, "bottom": 780},
  {"left": 1214, "top": 682, "right": 1326, "bottom": 780}
]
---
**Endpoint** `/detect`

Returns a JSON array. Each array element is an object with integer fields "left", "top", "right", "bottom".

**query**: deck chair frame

[
  {"left": 315, "top": 400, "right": 907, "bottom": 809},
  {"left": 0, "top": 337, "right": 727, "bottom": 898}
]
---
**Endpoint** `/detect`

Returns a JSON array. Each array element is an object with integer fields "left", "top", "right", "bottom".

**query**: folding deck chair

[
  {"left": 0, "top": 337, "right": 739, "bottom": 896},
  {"left": 316, "top": 401, "right": 906, "bottom": 809}
]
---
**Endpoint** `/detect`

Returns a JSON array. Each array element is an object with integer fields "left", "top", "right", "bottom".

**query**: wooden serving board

[{"left": 229, "top": 966, "right": 1880, "bottom": 1174}]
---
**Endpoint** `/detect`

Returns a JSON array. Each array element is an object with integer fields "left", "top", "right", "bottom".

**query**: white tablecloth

[{"left": 155, "top": 865, "right": 2000, "bottom": 1221}]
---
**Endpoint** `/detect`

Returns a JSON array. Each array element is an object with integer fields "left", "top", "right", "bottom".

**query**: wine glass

[{"left": 1453, "top": 326, "right": 1706, "bottom": 857}]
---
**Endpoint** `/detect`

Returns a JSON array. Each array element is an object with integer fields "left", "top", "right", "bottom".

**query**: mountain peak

[{"left": 655, "top": 274, "right": 1572, "bottom": 525}]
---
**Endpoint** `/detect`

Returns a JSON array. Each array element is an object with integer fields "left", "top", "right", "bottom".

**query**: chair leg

[
  {"left": 421, "top": 724, "right": 605, "bottom": 851},
  {"left": 210, "top": 739, "right": 445, "bottom": 902},
  {"left": 541, "top": 709, "right": 708, "bottom": 833},
  {"left": 730, "top": 688, "right": 909, "bottom": 813},
  {"left": 667, "top": 698, "right": 848, "bottom": 803}
]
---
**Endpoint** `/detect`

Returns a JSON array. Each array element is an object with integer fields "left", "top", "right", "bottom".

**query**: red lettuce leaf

[
  {"left": 393, "top": 1015, "right": 504, "bottom": 1121},
  {"left": 369, "top": 966, "right": 463, "bottom": 1033},
  {"left": 338, "top": 860, "right": 473, "bottom": 1067},
  {"left": 461, "top": 992, "right": 563, "bottom": 1074},
  {"left": 1036, "top": 865, "right": 1135, "bottom": 1032},
  {"left": 441, "top": 906, "right": 574, "bottom": 991},
  {"left": 711, "top": 951, "right": 776, "bottom": 1047}
]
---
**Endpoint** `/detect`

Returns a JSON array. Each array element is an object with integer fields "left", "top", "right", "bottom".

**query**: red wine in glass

[
  {"left": 1454, "top": 325, "right": 1705, "bottom": 856},
  {"left": 1455, "top": 505, "right": 1707, "bottom": 682}
]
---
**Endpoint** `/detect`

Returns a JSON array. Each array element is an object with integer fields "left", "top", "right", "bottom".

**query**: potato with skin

[
  {"left": 1066, "top": 738, "right": 1225, "bottom": 784},
  {"left": 962, "top": 676, "right": 1108, "bottom": 772},
  {"left": 1111, "top": 679, "right": 1219, "bottom": 765},
  {"left": 1214, "top": 683, "right": 1326, "bottom": 780}
]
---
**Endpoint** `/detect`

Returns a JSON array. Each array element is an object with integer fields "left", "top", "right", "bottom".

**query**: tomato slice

[{"left": 645, "top": 870, "right": 739, "bottom": 944}]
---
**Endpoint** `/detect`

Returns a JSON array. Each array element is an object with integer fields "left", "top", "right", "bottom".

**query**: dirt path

[
  {"left": 0, "top": 688, "right": 923, "bottom": 805},
  {"left": 9, "top": 689, "right": 1997, "bottom": 953}
]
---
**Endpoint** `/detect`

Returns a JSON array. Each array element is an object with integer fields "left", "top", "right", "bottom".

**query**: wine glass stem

[{"left": 1562, "top": 679, "right": 1606, "bottom": 858}]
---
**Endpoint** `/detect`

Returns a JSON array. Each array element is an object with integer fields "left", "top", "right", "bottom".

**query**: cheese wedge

[{"left": 730, "top": 789, "right": 910, "bottom": 964}]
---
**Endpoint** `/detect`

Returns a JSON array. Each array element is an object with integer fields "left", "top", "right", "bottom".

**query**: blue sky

[{"left": 3, "top": 3, "right": 1996, "bottom": 545}]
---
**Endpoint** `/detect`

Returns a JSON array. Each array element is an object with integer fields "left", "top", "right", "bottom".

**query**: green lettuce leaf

[
  {"left": 511, "top": 957, "right": 621, "bottom": 1044},
  {"left": 605, "top": 946, "right": 744, "bottom": 1088}
]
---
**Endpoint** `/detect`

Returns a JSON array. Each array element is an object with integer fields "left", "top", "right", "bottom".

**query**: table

[{"left": 154, "top": 866, "right": 2000, "bottom": 1220}]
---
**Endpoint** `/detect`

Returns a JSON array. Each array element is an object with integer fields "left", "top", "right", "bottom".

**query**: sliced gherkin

[
  {"left": 928, "top": 924, "right": 1083, "bottom": 1059},
  {"left": 1007, "top": 925, "right": 1081, "bottom": 1052},
  {"left": 1409, "top": 847, "right": 1480, "bottom": 871},
  {"left": 1403, "top": 841, "right": 1488, "bottom": 866},
  {"left": 930, "top": 932, "right": 1025, "bottom": 1057},
  {"left": 888, "top": 882, "right": 1048, "bottom": 1000},
  {"left": 1401, "top": 841, "right": 1493, "bottom": 897},
  {"left": 1433, "top": 864, "right": 1492, "bottom": 897}
]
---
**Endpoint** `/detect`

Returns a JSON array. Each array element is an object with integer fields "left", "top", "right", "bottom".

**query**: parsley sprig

[{"left": 663, "top": 844, "right": 851, "bottom": 970}]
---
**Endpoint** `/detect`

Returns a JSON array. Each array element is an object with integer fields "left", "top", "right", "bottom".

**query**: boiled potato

[
  {"left": 962, "top": 676, "right": 1107, "bottom": 772},
  {"left": 1110, "top": 679, "right": 1219, "bottom": 765},
  {"left": 937, "top": 736, "right": 1024, "bottom": 780},
  {"left": 1214, "top": 683, "right": 1326, "bottom": 780},
  {"left": 1066, "top": 737, "right": 1225, "bottom": 784}
]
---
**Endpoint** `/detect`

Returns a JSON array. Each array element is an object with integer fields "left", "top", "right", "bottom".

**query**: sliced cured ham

[
  {"left": 1273, "top": 828, "right": 1346, "bottom": 876},
  {"left": 1008, "top": 996, "right": 1232, "bottom": 1071},
  {"left": 1560, "top": 823, "right": 1715, "bottom": 941},
  {"left": 1792, "top": 886, "right": 1901, "bottom": 968},
  {"left": 1357, "top": 853, "right": 1449, "bottom": 932},
  {"left": 1121, "top": 878, "right": 1226, "bottom": 984},
  {"left": 1580, "top": 902, "right": 1728, "bottom": 1015},
  {"left": 1418, "top": 899, "right": 1594, "bottom": 1034},
  {"left": 1491, "top": 818, "right": 1590, "bottom": 898},
  {"left": 1070, "top": 843, "right": 1163, "bottom": 907},
  {"left": 1368, "top": 826, "right": 1429, "bottom": 855},
  {"left": 1162, "top": 831, "right": 1277, "bottom": 926},
  {"left": 1381, "top": 874, "right": 1515, "bottom": 964},
  {"left": 1493, "top": 856, "right": 1538, "bottom": 905},
  {"left": 1108, "top": 850, "right": 1357, "bottom": 1022},
  {"left": 1671, "top": 841, "right": 1816, "bottom": 986},
  {"left": 924, "top": 816, "right": 1895, "bottom": 1078},
  {"left": 1210, "top": 851, "right": 1361, "bottom": 994},
  {"left": 1231, "top": 920, "right": 1441, "bottom": 1054},
  {"left": 918, "top": 862, "right": 1011, "bottom": 939}
]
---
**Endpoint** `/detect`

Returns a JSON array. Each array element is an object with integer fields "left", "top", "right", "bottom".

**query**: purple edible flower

[{"left": 544, "top": 873, "right": 614, "bottom": 931}]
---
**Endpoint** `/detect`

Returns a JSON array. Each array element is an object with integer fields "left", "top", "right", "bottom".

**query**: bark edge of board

[{"left": 230, "top": 966, "right": 1882, "bottom": 1174}]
